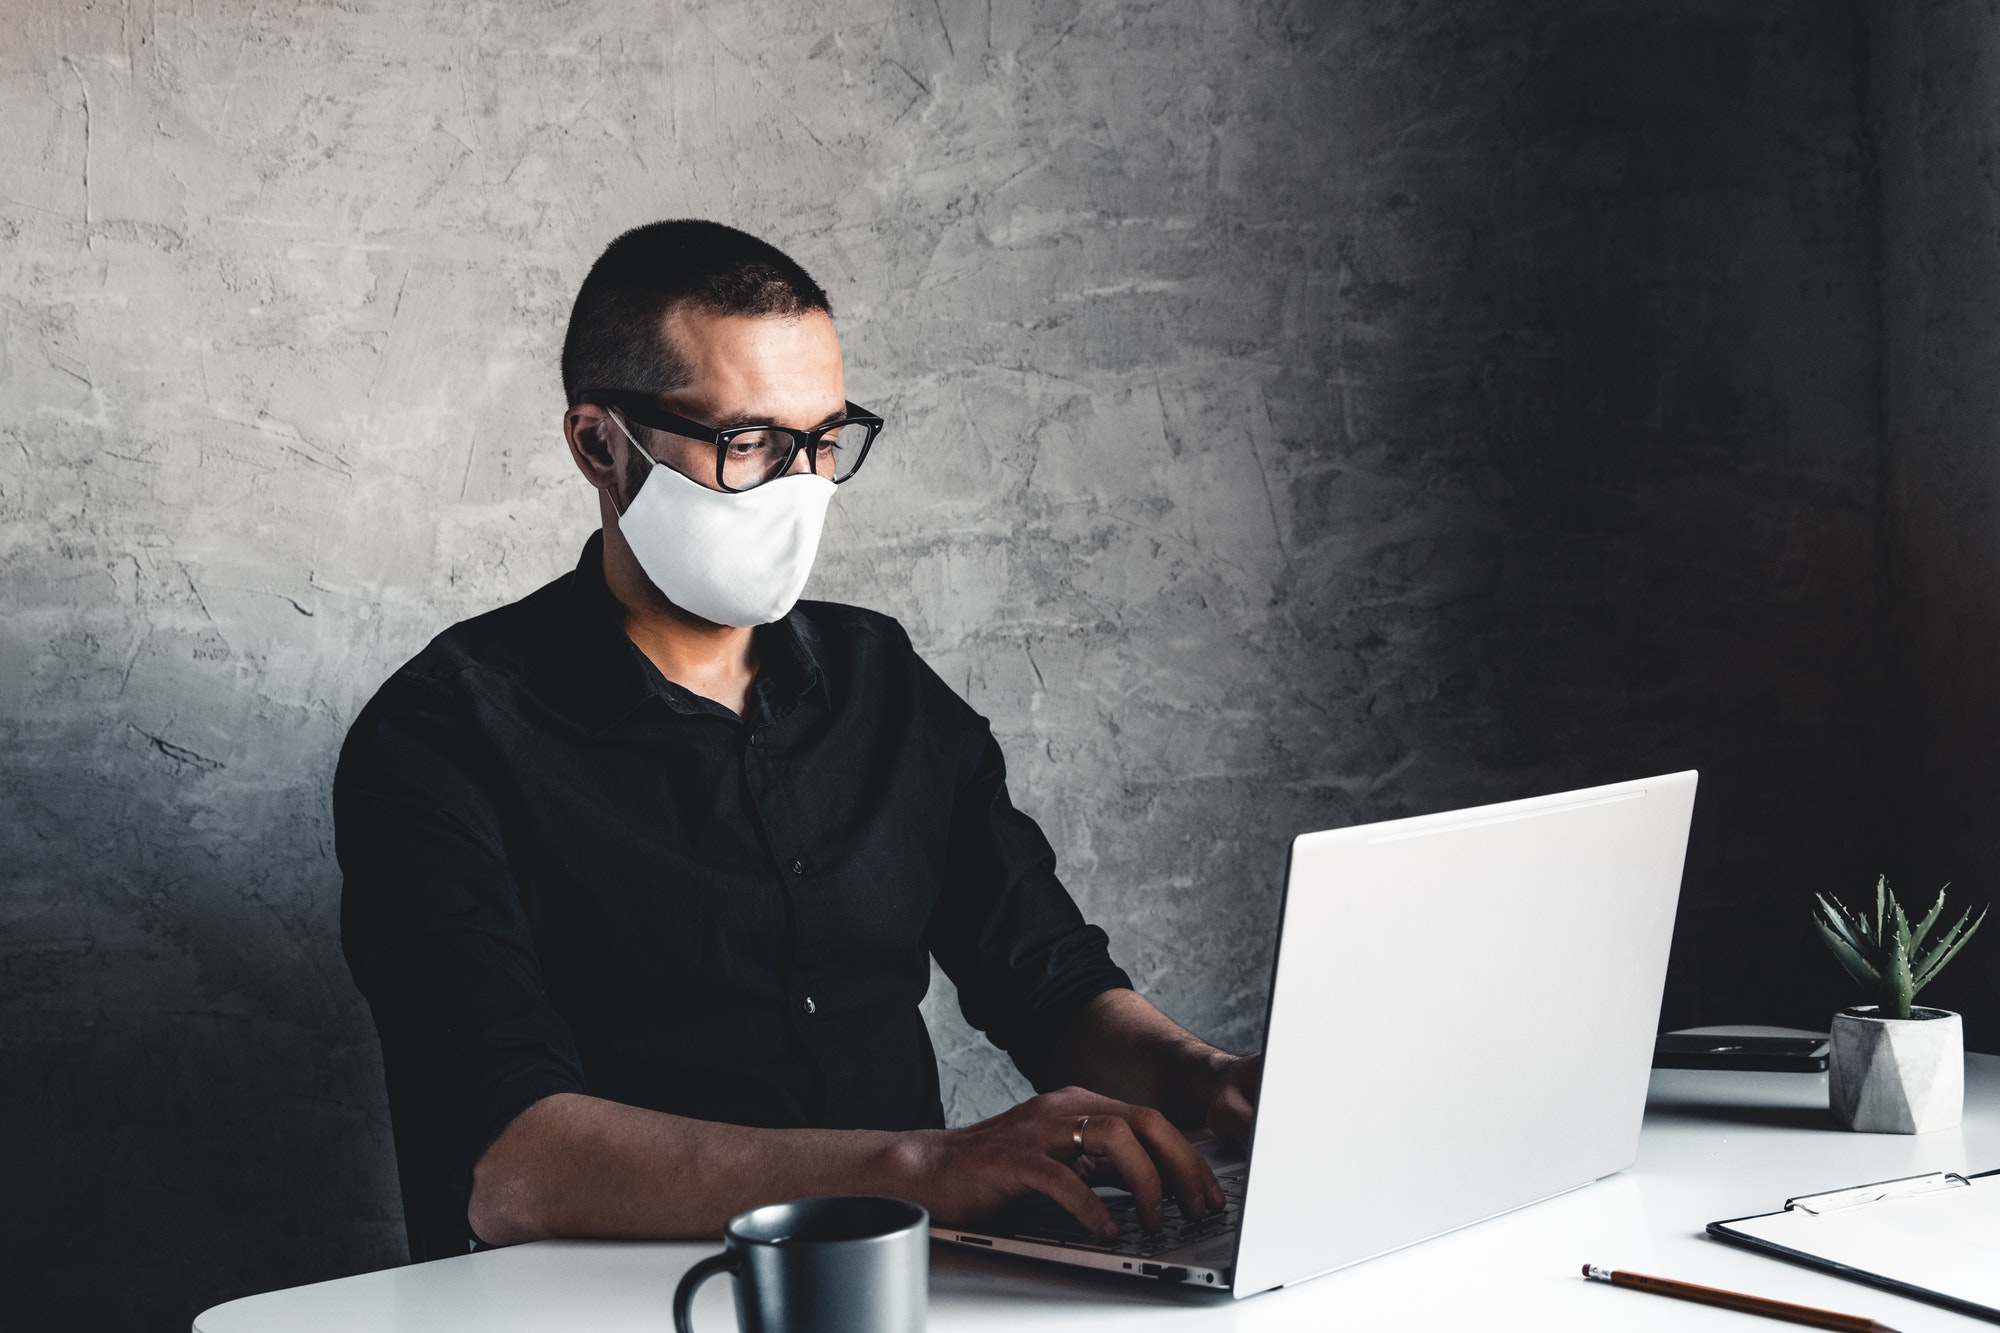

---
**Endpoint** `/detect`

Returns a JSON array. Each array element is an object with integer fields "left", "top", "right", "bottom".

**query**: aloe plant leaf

[
  {"left": 1846, "top": 887, "right": 1881, "bottom": 949},
  {"left": 1913, "top": 908, "right": 1973, "bottom": 984},
  {"left": 1913, "top": 906, "right": 1987, "bottom": 995},
  {"left": 1876, "top": 874, "right": 1887, "bottom": 942},
  {"left": 1814, "top": 915, "right": 1882, "bottom": 990},
  {"left": 1884, "top": 936, "right": 1917, "bottom": 1018},
  {"left": 1814, "top": 894, "right": 1870, "bottom": 955},
  {"left": 1832, "top": 892, "right": 1879, "bottom": 951},
  {"left": 1892, "top": 897, "right": 1913, "bottom": 966},
  {"left": 1912, "top": 889, "right": 1947, "bottom": 953}
]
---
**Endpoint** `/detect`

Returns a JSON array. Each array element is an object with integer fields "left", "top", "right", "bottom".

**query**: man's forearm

[
  {"left": 469, "top": 1093, "right": 913, "bottom": 1244},
  {"left": 1033, "top": 988, "right": 1236, "bottom": 1127}
]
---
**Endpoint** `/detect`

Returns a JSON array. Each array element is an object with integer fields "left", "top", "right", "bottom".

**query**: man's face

[{"left": 620, "top": 306, "right": 848, "bottom": 497}]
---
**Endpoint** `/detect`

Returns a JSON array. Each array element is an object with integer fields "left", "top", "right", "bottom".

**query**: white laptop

[{"left": 932, "top": 771, "right": 1698, "bottom": 1297}]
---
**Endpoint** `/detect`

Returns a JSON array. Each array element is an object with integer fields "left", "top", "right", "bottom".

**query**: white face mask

[{"left": 610, "top": 414, "right": 836, "bottom": 627}]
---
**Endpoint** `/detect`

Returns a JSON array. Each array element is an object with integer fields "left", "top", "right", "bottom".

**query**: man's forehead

[{"left": 657, "top": 306, "right": 844, "bottom": 414}]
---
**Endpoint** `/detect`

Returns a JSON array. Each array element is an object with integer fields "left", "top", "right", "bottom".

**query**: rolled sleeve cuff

[
  {"left": 979, "top": 923, "right": 1134, "bottom": 1066},
  {"left": 394, "top": 1038, "right": 588, "bottom": 1261}
]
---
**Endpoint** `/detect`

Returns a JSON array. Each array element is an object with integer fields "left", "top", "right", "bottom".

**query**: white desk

[{"left": 197, "top": 1055, "right": 2000, "bottom": 1332}]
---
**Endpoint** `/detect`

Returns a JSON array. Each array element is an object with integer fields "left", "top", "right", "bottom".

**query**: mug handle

[{"left": 672, "top": 1249, "right": 740, "bottom": 1333}]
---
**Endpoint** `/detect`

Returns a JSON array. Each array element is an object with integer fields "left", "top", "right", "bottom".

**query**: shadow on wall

[{"left": 3, "top": 721, "right": 404, "bottom": 1326}]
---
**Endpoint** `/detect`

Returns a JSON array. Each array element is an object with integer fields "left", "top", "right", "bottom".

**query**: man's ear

[{"left": 564, "top": 404, "right": 622, "bottom": 493}]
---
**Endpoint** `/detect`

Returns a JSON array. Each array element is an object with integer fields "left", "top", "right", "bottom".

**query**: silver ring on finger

[{"left": 1072, "top": 1115, "right": 1090, "bottom": 1158}]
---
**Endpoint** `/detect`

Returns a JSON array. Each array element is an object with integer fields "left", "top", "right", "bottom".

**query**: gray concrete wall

[
  {"left": 1871, "top": 0, "right": 2000, "bottom": 1039},
  {"left": 3, "top": 1, "right": 1901, "bottom": 1328}
]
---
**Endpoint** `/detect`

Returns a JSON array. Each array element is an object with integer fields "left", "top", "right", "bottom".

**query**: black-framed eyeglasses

[{"left": 579, "top": 388, "right": 883, "bottom": 493}]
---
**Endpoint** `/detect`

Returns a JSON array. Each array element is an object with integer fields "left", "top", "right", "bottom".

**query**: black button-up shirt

[{"left": 336, "top": 533, "right": 1130, "bottom": 1260}]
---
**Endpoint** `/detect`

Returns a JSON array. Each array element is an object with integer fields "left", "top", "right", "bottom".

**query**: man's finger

[
  {"left": 1119, "top": 1103, "right": 1220, "bottom": 1217},
  {"left": 1074, "top": 1114, "right": 1169, "bottom": 1230},
  {"left": 1053, "top": 1092, "right": 1220, "bottom": 1220},
  {"left": 1236, "top": 1055, "right": 1265, "bottom": 1102},
  {"left": 1208, "top": 1081, "right": 1256, "bottom": 1143},
  {"left": 1024, "top": 1157, "right": 1119, "bottom": 1241}
]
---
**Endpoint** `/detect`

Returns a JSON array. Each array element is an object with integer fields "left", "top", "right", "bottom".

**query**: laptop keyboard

[{"left": 996, "top": 1165, "right": 1246, "bottom": 1257}]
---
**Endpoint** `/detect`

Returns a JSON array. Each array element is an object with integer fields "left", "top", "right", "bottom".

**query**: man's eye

[{"left": 725, "top": 432, "right": 784, "bottom": 457}]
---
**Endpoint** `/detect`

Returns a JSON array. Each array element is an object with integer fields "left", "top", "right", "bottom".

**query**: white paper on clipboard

[{"left": 1709, "top": 1169, "right": 2000, "bottom": 1322}]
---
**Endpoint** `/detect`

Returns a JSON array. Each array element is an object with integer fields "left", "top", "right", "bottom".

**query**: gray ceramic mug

[{"left": 673, "top": 1195, "right": 929, "bottom": 1333}]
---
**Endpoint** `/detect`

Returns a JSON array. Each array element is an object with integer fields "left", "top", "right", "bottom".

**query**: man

[{"left": 336, "top": 220, "right": 1262, "bottom": 1262}]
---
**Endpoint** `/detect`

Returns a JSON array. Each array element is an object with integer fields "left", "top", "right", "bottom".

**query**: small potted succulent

[{"left": 1812, "top": 877, "right": 1986, "bottom": 1134}]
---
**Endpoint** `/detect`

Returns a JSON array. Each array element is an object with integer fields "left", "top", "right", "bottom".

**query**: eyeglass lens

[{"left": 719, "top": 422, "right": 873, "bottom": 491}]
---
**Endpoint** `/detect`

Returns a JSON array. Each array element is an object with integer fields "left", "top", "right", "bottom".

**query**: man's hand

[
  {"left": 890, "top": 1086, "right": 1225, "bottom": 1241},
  {"left": 1034, "top": 988, "right": 1265, "bottom": 1140},
  {"left": 1189, "top": 1051, "right": 1263, "bottom": 1143}
]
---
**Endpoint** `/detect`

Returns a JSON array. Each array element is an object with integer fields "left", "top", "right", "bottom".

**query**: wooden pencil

[{"left": 1582, "top": 1264, "right": 1899, "bottom": 1333}]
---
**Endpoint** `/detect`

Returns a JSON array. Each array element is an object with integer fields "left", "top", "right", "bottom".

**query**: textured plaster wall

[
  {"left": 1872, "top": 0, "right": 2000, "bottom": 1039},
  {"left": 2, "top": 1, "right": 1899, "bottom": 1328}
]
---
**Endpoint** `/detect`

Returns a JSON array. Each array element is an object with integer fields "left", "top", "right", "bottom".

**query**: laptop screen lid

[{"left": 1228, "top": 771, "right": 1697, "bottom": 1297}]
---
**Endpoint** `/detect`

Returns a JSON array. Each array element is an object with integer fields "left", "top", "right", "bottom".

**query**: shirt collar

[{"left": 562, "top": 531, "right": 827, "bottom": 736}]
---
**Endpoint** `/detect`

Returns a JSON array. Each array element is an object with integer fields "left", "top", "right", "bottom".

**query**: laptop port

[
  {"left": 1141, "top": 1264, "right": 1190, "bottom": 1283},
  {"left": 955, "top": 1235, "right": 992, "bottom": 1246}
]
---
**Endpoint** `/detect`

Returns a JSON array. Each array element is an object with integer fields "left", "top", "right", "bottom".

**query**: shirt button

[
  {"left": 802, "top": 996, "right": 817, "bottom": 1015},
  {"left": 789, "top": 859, "right": 805, "bottom": 876},
  {"left": 748, "top": 731, "right": 763, "bottom": 747}
]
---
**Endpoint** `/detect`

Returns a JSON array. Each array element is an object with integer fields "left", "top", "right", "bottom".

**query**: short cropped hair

[{"left": 560, "top": 220, "right": 831, "bottom": 405}]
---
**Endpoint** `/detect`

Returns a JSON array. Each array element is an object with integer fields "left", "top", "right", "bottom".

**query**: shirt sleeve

[
  {"left": 335, "top": 669, "right": 587, "bottom": 1262},
  {"left": 925, "top": 718, "right": 1134, "bottom": 1078}
]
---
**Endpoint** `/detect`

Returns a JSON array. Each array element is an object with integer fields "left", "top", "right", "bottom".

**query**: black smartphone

[{"left": 1652, "top": 1032, "right": 1829, "bottom": 1072}]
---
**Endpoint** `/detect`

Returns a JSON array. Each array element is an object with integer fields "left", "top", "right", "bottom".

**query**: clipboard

[{"left": 1708, "top": 1167, "right": 2000, "bottom": 1324}]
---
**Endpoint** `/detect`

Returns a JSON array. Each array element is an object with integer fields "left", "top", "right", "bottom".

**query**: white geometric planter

[{"left": 1828, "top": 1006, "right": 1964, "bottom": 1134}]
